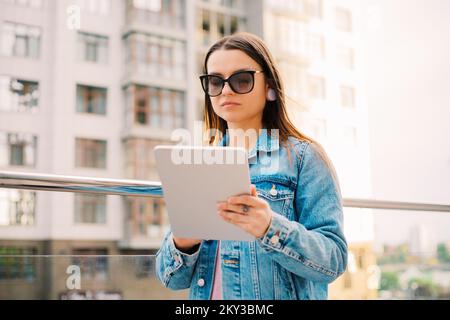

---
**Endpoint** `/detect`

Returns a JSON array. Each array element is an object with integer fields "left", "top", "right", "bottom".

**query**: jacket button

[
  {"left": 270, "top": 185, "right": 278, "bottom": 196},
  {"left": 270, "top": 234, "right": 280, "bottom": 245},
  {"left": 197, "top": 278, "right": 205, "bottom": 287}
]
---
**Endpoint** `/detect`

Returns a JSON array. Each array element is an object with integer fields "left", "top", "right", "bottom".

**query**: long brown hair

[{"left": 202, "top": 32, "right": 313, "bottom": 161}]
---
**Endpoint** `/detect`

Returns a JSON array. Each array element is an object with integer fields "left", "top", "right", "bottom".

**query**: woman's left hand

[{"left": 217, "top": 184, "right": 273, "bottom": 238}]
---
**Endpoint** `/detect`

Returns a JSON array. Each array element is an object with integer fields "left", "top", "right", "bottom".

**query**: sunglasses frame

[{"left": 199, "top": 70, "right": 264, "bottom": 97}]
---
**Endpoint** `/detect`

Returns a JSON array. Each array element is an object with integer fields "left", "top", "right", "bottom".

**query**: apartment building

[{"left": 0, "top": 0, "right": 375, "bottom": 299}]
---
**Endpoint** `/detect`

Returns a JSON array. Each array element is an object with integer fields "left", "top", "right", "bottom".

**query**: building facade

[{"left": 0, "top": 0, "right": 375, "bottom": 299}]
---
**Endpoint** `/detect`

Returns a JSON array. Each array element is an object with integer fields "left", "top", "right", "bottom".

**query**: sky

[{"left": 360, "top": 0, "right": 450, "bottom": 248}]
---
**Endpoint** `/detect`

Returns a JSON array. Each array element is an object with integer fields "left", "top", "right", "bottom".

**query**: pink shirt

[{"left": 211, "top": 241, "right": 223, "bottom": 299}]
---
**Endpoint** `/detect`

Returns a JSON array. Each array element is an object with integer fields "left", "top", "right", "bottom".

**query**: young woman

[{"left": 156, "top": 32, "right": 347, "bottom": 300}]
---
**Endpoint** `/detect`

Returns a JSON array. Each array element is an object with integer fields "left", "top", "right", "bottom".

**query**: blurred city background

[{"left": 0, "top": 0, "right": 449, "bottom": 299}]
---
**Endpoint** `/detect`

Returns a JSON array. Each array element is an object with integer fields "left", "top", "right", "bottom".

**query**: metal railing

[
  {"left": 1, "top": 170, "right": 449, "bottom": 301},
  {"left": 1, "top": 170, "right": 450, "bottom": 212}
]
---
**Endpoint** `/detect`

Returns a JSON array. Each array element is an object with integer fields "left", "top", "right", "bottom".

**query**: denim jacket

[{"left": 155, "top": 130, "right": 348, "bottom": 299}]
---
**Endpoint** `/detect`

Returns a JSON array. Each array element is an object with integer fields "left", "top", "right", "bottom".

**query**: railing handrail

[
  {"left": 0, "top": 171, "right": 163, "bottom": 197},
  {"left": 1, "top": 170, "right": 449, "bottom": 213}
]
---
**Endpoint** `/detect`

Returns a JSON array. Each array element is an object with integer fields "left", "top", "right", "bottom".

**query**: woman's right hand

[{"left": 172, "top": 235, "right": 202, "bottom": 253}]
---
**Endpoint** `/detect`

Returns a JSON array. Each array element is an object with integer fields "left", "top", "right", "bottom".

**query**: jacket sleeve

[
  {"left": 155, "top": 230, "right": 201, "bottom": 290},
  {"left": 256, "top": 142, "right": 348, "bottom": 283}
]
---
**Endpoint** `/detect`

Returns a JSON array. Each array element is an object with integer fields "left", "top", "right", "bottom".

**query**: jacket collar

[{"left": 219, "top": 128, "right": 279, "bottom": 158}]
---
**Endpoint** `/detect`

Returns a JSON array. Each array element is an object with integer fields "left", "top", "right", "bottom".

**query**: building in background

[
  {"left": 249, "top": 0, "right": 377, "bottom": 299},
  {"left": 409, "top": 225, "right": 432, "bottom": 259},
  {"left": 0, "top": 0, "right": 375, "bottom": 299},
  {"left": 0, "top": 0, "right": 251, "bottom": 300}
]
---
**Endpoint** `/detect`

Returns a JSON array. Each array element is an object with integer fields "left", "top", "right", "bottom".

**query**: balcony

[{"left": 124, "top": 0, "right": 186, "bottom": 37}]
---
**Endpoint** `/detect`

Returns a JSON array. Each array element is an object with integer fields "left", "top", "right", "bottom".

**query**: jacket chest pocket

[{"left": 255, "top": 179, "right": 295, "bottom": 220}]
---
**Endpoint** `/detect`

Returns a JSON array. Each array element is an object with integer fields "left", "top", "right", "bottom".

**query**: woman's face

[{"left": 206, "top": 49, "right": 268, "bottom": 126}]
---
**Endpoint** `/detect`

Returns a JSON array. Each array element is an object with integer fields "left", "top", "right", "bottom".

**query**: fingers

[
  {"left": 227, "top": 194, "right": 267, "bottom": 209},
  {"left": 216, "top": 185, "right": 273, "bottom": 238},
  {"left": 218, "top": 209, "right": 249, "bottom": 225},
  {"left": 250, "top": 184, "right": 257, "bottom": 197},
  {"left": 217, "top": 202, "right": 250, "bottom": 215},
  {"left": 219, "top": 209, "right": 268, "bottom": 238},
  {"left": 219, "top": 184, "right": 263, "bottom": 209},
  {"left": 216, "top": 184, "right": 267, "bottom": 217}
]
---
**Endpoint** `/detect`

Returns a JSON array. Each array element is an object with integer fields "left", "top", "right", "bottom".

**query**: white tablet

[{"left": 154, "top": 145, "right": 253, "bottom": 241}]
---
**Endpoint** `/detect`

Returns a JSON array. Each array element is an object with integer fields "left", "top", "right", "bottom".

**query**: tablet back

[{"left": 154, "top": 145, "right": 253, "bottom": 241}]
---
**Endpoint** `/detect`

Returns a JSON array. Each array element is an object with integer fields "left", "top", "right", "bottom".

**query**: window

[
  {"left": 1, "top": 22, "right": 41, "bottom": 58},
  {"left": 72, "top": 248, "right": 108, "bottom": 279},
  {"left": 0, "top": 247, "right": 37, "bottom": 280},
  {"left": 341, "top": 86, "right": 355, "bottom": 108},
  {"left": 125, "top": 85, "right": 184, "bottom": 130},
  {"left": 0, "top": 190, "right": 36, "bottom": 226},
  {"left": 127, "top": 0, "right": 185, "bottom": 29},
  {"left": 144, "top": 0, "right": 161, "bottom": 11},
  {"left": 307, "top": 75, "right": 326, "bottom": 100},
  {"left": 307, "top": 0, "right": 322, "bottom": 19},
  {"left": 161, "top": 90, "right": 173, "bottom": 129},
  {"left": 160, "top": 39, "right": 173, "bottom": 79},
  {"left": 74, "top": 194, "right": 106, "bottom": 224},
  {"left": 308, "top": 33, "right": 325, "bottom": 59},
  {"left": 134, "top": 85, "right": 149, "bottom": 125},
  {"left": 75, "top": 138, "right": 107, "bottom": 169},
  {"left": 273, "top": 16, "right": 307, "bottom": 57},
  {"left": 0, "top": 76, "right": 39, "bottom": 112},
  {"left": 220, "top": 0, "right": 240, "bottom": 9},
  {"left": 230, "top": 15, "right": 238, "bottom": 34},
  {"left": 0, "top": 0, "right": 43, "bottom": 8},
  {"left": 335, "top": 7, "right": 352, "bottom": 32},
  {"left": 197, "top": 9, "right": 244, "bottom": 46},
  {"left": 337, "top": 46, "right": 354, "bottom": 69},
  {"left": 173, "top": 40, "right": 184, "bottom": 80},
  {"left": 150, "top": 90, "right": 159, "bottom": 127},
  {"left": 76, "top": 0, "right": 111, "bottom": 15},
  {"left": 76, "top": 84, "right": 107, "bottom": 115},
  {"left": 0, "top": 132, "right": 37, "bottom": 167},
  {"left": 124, "top": 138, "right": 169, "bottom": 180},
  {"left": 217, "top": 13, "right": 226, "bottom": 38},
  {"left": 174, "top": 90, "right": 184, "bottom": 128},
  {"left": 125, "top": 197, "right": 165, "bottom": 237},
  {"left": 124, "top": 32, "right": 186, "bottom": 80},
  {"left": 199, "top": 9, "right": 211, "bottom": 45},
  {"left": 77, "top": 32, "right": 108, "bottom": 63}
]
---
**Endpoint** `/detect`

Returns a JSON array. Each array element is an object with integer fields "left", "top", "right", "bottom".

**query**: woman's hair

[{"left": 202, "top": 32, "right": 314, "bottom": 161}]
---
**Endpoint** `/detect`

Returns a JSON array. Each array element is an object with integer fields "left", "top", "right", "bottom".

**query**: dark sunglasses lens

[
  {"left": 229, "top": 72, "right": 254, "bottom": 94},
  {"left": 203, "top": 76, "right": 223, "bottom": 96}
]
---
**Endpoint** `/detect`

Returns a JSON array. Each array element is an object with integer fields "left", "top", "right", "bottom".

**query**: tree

[
  {"left": 437, "top": 243, "right": 450, "bottom": 262},
  {"left": 379, "top": 271, "right": 400, "bottom": 291},
  {"left": 408, "top": 277, "right": 438, "bottom": 298}
]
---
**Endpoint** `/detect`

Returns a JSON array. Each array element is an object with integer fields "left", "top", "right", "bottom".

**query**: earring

[{"left": 267, "top": 88, "right": 277, "bottom": 101}]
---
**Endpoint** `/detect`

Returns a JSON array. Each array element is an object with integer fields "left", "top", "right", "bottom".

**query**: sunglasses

[{"left": 199, "top": 70, "right": 264, "bottom": 97}]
